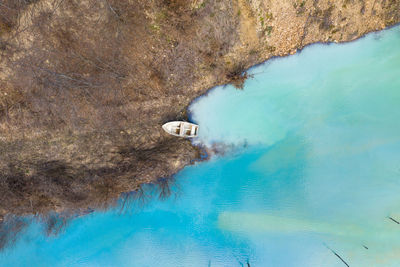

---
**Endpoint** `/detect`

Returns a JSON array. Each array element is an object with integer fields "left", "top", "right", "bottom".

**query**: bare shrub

[
  {"left": 0, "top": 0, "right": 238, "bottom": 216},
  {"left": 226, "top": 62, "right": 248, "bottom": 89}
]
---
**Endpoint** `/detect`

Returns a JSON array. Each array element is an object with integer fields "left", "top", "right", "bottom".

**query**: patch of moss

[
  {"left": 331, "top": 28, "right": 340, "bottom": 34},
  {"left": 265, "top": 25, "right": 273, "bottom": 36},
  {"left": 150, "top": 24, "right": 161, "bottom": 33},
  {"left": 249, "top": 48, "right": 258, "bottom": 55},
  {"left": 265, "top": 12, "right": 273, "bottom": 20},
  {"left": 265, "top": 45, "right": 276, "bottom": 53}
]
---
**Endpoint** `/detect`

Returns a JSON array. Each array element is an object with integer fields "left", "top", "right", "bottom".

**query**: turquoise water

[{"left": 1, "top": 26, "right": 400, "bottom": 266}]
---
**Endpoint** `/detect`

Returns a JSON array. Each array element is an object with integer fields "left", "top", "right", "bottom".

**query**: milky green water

[{"left": 1, "top": 26, "right": 400, "bottom": 267}]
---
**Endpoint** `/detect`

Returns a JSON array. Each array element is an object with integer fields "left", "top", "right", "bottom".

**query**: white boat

[{"left": 162, "top": 121, "right": 199, "bottom": 138}]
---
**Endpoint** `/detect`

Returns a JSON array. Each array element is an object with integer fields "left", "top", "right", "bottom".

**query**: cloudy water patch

[{"left": 190, "top": 26, "right": 400, "bottom": 149}]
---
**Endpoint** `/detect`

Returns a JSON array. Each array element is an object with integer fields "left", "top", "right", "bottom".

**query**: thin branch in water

[
  {"left": 387, "top": 216, "right": 400, "bottom": 224},
  {"left": 157, "top": 177, "right": 173, "bottom": 200},
  {"left": 118, "top": 194, "right": 128, "bottom": 213},
  {"left": 323, "top": 243, "right": 350, "bottom": 267}
]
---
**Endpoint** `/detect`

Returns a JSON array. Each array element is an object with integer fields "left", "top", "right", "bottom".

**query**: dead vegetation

[
  {"left": 0, "top": 0, "right": 399, "bottom": 220},
  {"left": 0, "top": 0, "right": 243, "bottom": 217},
  {"left": 226, "top": 62, "right": 248, "bottom": 89},
  {"left": 0, "top": 215, "right": 28, "bottom": 250}
]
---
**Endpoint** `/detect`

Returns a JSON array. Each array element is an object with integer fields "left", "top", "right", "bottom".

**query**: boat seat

[{"left": 190, "top": 126, "right": 196, "bottom": 136}]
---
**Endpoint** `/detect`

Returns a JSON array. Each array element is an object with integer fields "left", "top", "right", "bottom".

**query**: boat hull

[{"left": 162, "top": 121, "right": 199, "bottom": 138}]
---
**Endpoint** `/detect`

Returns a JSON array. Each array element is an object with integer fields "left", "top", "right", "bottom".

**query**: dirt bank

[{"left": 0, "top": 0, "right": 399, "bottom": 217}]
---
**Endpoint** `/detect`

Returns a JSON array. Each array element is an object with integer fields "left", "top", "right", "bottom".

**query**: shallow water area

[{"left": 1, "top": 26, "right": 400, "bottom": 266}]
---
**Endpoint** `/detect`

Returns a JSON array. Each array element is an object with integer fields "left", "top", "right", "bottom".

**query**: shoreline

[
  {"left": 0, "top": 0, "right": 399, "bottom": 217},
  {"left": 188, "top": 20, "right": 400, "bottom": 115},
  {"left": 186, "top": 22, "right": 400, "bottom": 161}
]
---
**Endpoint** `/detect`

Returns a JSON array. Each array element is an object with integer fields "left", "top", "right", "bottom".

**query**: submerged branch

[
  {"left": 323, "top": 243, "right": 350, "bottom": 267},
  {"left": 387, "top": 216, "right": 400, "bottom": 224}
]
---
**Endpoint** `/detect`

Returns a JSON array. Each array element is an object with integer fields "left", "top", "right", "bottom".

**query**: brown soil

[{"left": 0, "top": 0, "right": 399, "bottom": 217}]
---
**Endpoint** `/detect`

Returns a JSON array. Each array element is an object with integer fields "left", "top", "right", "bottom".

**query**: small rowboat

[{"left": 162, "top": 121, "right": 199, "bottom": 138}]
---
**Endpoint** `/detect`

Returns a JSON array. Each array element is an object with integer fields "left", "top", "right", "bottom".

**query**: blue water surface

[{"left": 1, "top": 26, "right": 400, "bottom": 266}]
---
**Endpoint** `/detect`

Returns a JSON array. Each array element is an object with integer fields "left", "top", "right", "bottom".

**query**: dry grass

[
  {"left": 0, "top": 0, "right": 244, "bottom": 216},
  {"left": 0, "top": 0, "right": 399, "bottom": 220}
]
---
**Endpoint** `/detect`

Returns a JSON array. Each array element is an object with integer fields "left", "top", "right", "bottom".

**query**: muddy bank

[{"left": 0, "top": 0, "right": 399, "bottom": 217}]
